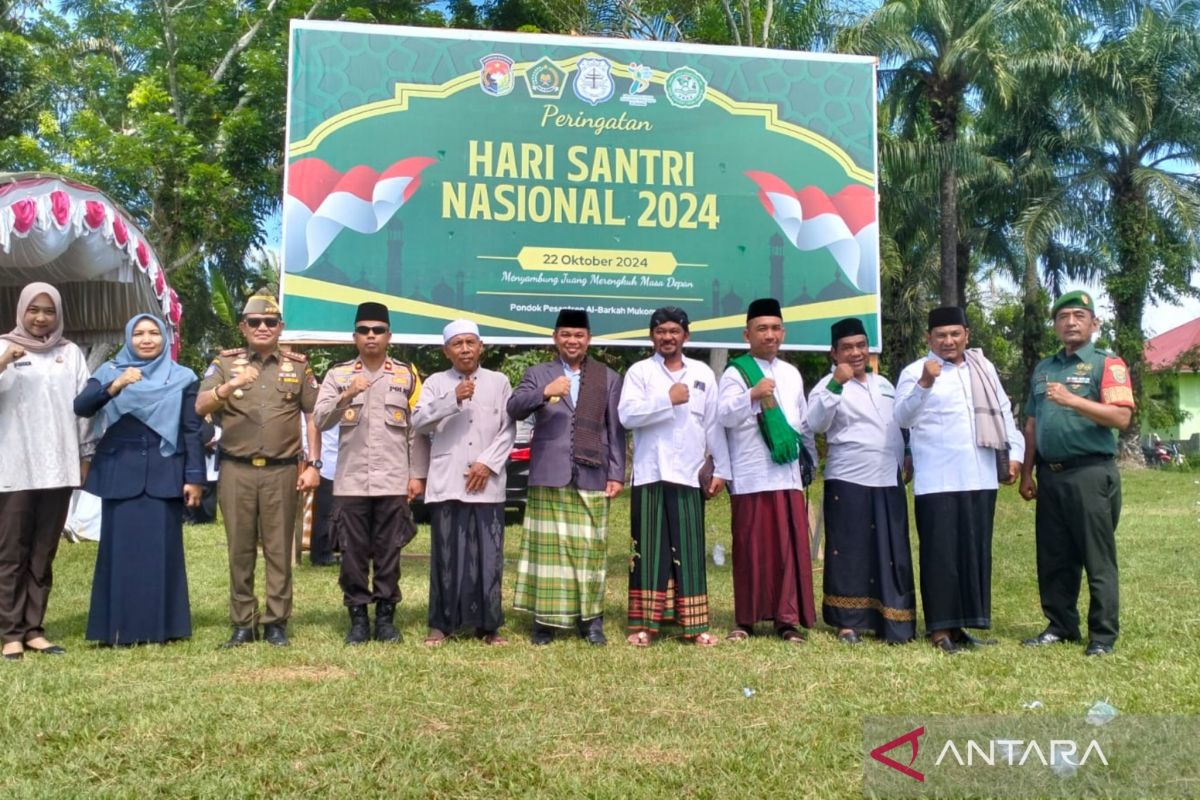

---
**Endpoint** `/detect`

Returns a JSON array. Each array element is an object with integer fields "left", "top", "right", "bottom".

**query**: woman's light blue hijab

[{"left": 92, "top": 314, "right": 197, "bottom": 456}]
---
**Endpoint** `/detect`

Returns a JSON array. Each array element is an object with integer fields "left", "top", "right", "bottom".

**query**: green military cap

[
  {"left": 1051, "top": 290, "right": 1094, "bottom": 316},
  {"left": 242, "top": 292, "right": 281, "bottom": 316}
]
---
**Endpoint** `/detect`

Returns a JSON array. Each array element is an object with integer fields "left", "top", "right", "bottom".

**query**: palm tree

[
  {"left": 1021, "top": 0, "right": 1200, "bottom": 440},
  {"left": 839, "top": 0, "right": 1041, "bottom": 308}
]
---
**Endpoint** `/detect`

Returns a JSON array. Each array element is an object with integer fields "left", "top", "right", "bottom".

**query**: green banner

[{"left": 282, "top": 21, "right": 879, "bottom": 349}]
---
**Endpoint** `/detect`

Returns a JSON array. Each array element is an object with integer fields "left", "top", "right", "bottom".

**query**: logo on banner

[
  {"left": 620, "top": 63, "right": 656, "bottom": 107},
  {"left": 664, "top": 66, "right": 707, "bottom": 109},
  {"left": 573, "top": 57, "right": 615, "bottom": 106},
  {"left": 525, "top": 56, "right": 567, "bottom": 99},
  {"left": 479, "top": 54, "right": 514, "bottom": 97}
]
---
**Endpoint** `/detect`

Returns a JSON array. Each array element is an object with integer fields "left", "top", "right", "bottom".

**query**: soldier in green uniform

[
  {"left": 196, "top": 293, "right": 320, "bottom": 648},
  {"left": 1019, "top": 290, "right": 1134, "bottom": 656}
]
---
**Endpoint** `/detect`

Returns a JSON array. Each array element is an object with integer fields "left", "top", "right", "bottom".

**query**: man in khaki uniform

[
  {"left": 313, "top": 302, "right": 429, "bottom": 645},
  {"left": 197, "top": 293, "right": 320, "bottom": 648}
]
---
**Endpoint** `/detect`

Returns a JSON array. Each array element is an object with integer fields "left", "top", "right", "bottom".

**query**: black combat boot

[
  {"left": 375, "top": 601, "right": 401, "bottom": 643},
  {"left": 345, "top": 605, "right": 370, "bottom": 645}
]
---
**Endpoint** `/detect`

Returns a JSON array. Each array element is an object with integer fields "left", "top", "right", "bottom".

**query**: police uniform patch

[
  {"left": 1109, "top": 364, "right": 1127, "bottom": 384},
  {"left": 281, "top": 362, "right": 294, "bottom": 373},
  {"left": 204, "top": 362, "right": 219, "bottom": 378},
  {"left": 344, "top": 408, "right": 357, "bottom": 422}
]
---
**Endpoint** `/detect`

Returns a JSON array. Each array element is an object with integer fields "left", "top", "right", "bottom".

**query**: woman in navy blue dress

[{"left": 74, "top": 314, "right": 204, "bottom": 645}]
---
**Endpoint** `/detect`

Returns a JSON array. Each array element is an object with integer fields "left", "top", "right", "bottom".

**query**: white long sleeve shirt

[
  {"left": 718, "top": 356, "right": 816, "bottom": 496},
  {"left": 411, "top": 367, "right": 515, "bottom": 504},
  {"left": 618, "top": 353, "right": 731, "bottom": 488},
  {"left": 893, "top": 352, "right": 1024, "bottom": 496},
  {"left": 807, "top": 370, "right": 904, "bottom": 487},
  {"left": 0, "top": 339, "right": 96, "bottom": 492}
]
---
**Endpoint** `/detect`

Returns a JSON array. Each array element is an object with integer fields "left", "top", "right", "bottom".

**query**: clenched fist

[
  {"left": 110, "top": 367, "right": 143, "bottom": 395},
  {"left": 0, "top": 344, "right": 25, "bottom": 368},
  {"left": 668, "top": 382, "right": 689, "bottom": 406},
  {"left": 342, "top": 373, "right": 370, "bottom": 401},
  {"left": 832, "top": 363, "right": 854, "bottom": 386},
  {"left": 749, "top": 377, "right": 776, "bottom": 403},
  {"left": 1045, "top": 382, "right": 1079, "bottom": 408},
  {"left": 543, "top": 375, "right": 571, "bottom": 401},
  {"left": 455, "top": 376, "right": 476, "bottom": 404},
  {"left": 918, "top": 359, "right": 942, "bottom": 388},
  {"left": 230, "top": 365, "right": 260, "bottom": 389}
]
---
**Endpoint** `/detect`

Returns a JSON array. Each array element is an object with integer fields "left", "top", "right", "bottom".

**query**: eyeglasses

[
  {"left": 244, "top": 317, "right": 280, "bottom": 329},
  {"left": 355, "top": 325, "right": 389, "bottom": 335}
]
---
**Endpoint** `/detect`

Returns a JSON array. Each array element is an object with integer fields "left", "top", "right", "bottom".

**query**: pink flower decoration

[
  {"left": 168, "top": 290, "right": 183, "bottom": 325},
  {"left": 11, "top": 199, "right": 36, "bottom": 234},
  {"left": 112, "top": 215, "right": 128, "bottom": 245},
  {"left": 50, "top": 191, "right": 71, "bottom": 226},
  {"left": 137, "top": 239, "right": 150, "bottom": 269},
  {"left": 84, "top": 201, "right": 107, "bottom": 229},
  {"left": 153, "top": 266, "right": 166, "bottom": 295}
]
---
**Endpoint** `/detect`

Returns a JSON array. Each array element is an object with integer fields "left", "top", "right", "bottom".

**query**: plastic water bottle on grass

[{"left": 712, "top": 543, "right": 726, "bottom": 566}]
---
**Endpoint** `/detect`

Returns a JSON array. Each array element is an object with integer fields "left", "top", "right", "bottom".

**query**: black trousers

[
  {"left": 335, "top": 494, "right": 415, "bottom": 607},
  {"left": 1035, "top": 460, "right": 1121, "bottom": 645},
  {"left": 309, "top": 476, "right": 337, "bottom": 563}
]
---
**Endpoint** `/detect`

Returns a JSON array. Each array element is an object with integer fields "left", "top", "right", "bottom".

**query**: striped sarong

[
  {"left": 628, "top": 482, "right": 709, "bottom": 637},
  {"left": 513, "top": 486, "right": 609, "bottom": 628}
]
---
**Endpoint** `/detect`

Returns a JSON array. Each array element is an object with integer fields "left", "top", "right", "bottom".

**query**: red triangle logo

[{"left": 870, "top": 726, "right": 925, "bottom": 782}]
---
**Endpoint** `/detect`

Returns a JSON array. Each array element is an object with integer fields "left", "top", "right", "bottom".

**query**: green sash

[{"left": 729, "top": 354, "right": 803, "bottom": 466}]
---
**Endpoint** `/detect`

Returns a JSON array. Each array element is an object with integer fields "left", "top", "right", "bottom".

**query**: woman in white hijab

[{"left": 0, "top": 282, "right": 95, "bottom": 660}]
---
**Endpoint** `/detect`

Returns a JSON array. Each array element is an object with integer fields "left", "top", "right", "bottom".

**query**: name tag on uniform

[{"left": 1064, "top": 375, "right": 1092, "bottom": 386}]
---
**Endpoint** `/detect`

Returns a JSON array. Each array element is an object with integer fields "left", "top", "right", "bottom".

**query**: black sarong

[
  {"left": 822, "top": 479, "right": 916, "bottom": 643},
  {"left": 428, "top": 501, "right": 505, "bottom": 634},
  {"left": 914, "top": 490, "right": 997, "bottom": 632}
]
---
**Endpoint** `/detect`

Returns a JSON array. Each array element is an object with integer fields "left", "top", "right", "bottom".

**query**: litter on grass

[{"left": 1085, "top": 700, "right": 1118, "bottom": 726}]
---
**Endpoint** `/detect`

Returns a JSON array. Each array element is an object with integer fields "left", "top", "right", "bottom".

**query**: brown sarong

[{"left": 729, "top": 489, "right": 816, "bottom": 629}]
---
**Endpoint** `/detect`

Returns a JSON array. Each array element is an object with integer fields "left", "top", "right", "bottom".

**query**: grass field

[{"left": 2, "top": 469, "right": 1197, "bottom": 799}]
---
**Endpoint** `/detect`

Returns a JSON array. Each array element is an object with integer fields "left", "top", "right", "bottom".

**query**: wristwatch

[{"left": 307, "top": 459, "right": 323, "bottom": 470}]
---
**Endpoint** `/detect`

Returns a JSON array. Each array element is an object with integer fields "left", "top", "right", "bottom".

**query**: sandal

[
  {"left": 626, "top": 631, "right": 653, "bottom": 647},
  {"left": 778, "top": 627, "right": 805, "bottom": 644},
  {"left": 725, "top": 627, "right": 751, "bottom": 642},
  {"left": 481, "top": 632, "right": 508, "bottom": 646},
  {"left": 693, "top": 631, "right": 719, "bottom": 647},
  {"left": 423, "top": 630, "right": 447, "bottom": 648}
]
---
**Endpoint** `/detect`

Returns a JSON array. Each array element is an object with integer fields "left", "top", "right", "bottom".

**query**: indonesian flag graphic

[
  {"left": 284, "top": 156, "right": 437, "bottom": 271},
  {"left": 744, "top": 171, "right": 878, "bottom": 294}
]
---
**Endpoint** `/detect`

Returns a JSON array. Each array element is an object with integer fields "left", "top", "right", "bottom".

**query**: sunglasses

[
  {"left": 355, "top": 325, "right": 389, "bottom": 335},
  {"left": 244, "top": 317, "right": 280, "bottom": 329}
]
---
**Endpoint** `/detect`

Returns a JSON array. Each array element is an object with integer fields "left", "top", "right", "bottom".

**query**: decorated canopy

[{"left": 0, "top": 172, "right": 181, "bottom": 353}]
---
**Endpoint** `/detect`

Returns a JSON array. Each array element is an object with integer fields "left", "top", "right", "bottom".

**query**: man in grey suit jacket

[{"left": 507, "top": 308, "right": 626, "bottom": 645}]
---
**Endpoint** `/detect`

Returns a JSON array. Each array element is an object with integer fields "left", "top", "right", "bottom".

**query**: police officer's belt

[
  {"left": 1037, "top": 454, "right": 1113, "bottom": 472},
  {"left": 221, "top": 452, "right": 301, "bottom": 468}
]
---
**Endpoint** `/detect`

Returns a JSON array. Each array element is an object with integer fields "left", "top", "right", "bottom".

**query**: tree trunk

[
  {"left": 1105, "top": 182, "right": 1151, "bottom": 455},
  {"left": 1020, "top": 255, "right": 1044, "bottom": 409},
  {"left": 938, "top": 160, "right": 958, "bottom": 307},
  {"left": 708, "top": 347, "right": 729, "bottom": 377},
  {"left": 955, "top": 237, "right": 970, "bottom": 310}
]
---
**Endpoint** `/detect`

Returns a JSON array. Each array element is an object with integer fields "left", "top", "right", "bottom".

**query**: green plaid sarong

[{"left": 513, "top": 486, "right": 609, "bottom": 628}]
